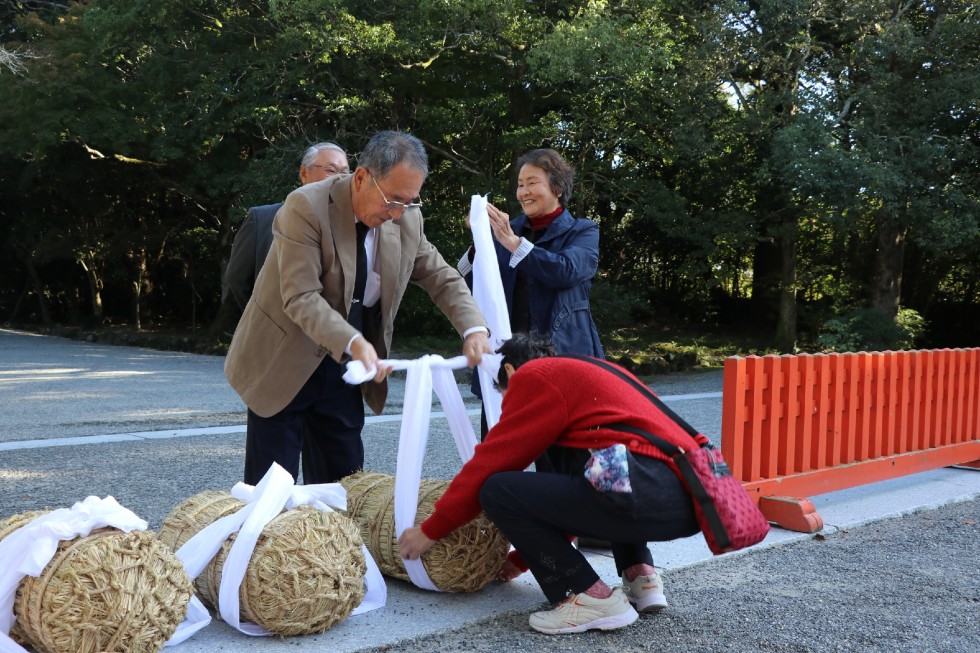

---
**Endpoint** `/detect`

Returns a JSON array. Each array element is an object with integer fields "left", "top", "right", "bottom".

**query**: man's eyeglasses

[
  {"left": 310, "top": 164, "right": 349, "bottom": 175},
  {"left": 370, "top": 173, "right": 423, "bottom": 215}
]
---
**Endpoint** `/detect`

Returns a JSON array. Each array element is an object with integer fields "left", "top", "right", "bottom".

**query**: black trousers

[
  {"left": 244, "top": 355, "right": 364, "bottom": 485},
  {"left": 478, "top": 458, "right": 699, "bottom": 603}
]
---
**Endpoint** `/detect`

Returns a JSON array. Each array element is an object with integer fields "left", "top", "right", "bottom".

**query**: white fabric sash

[
  {"left": 468, "top": 194, "right": 512, "bottom": 428},
  {"left": 174, "top": 463, "right": 386, "bottom": 637},
  {"left": 0, "top": 496, "right": 211, "bottom": 653},
  {"left": 389, "top": 355, "right": 472, "bottom": 590}
]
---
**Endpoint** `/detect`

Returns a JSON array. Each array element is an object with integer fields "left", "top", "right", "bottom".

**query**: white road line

[{"left": 0, "top": 392, "right": 721, "bottom": 452}]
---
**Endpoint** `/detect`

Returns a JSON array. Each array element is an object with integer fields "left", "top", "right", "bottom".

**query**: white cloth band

[
  {"left": 468, "top": 194, "right": 511, "bottom": 428},
  {"left": 0, "top": 496, "right": 210, "bottom": 652},
  {"left": 383, "top": 355, "right": 474, "bottom": 590},
  {"left": 174, "top": 463, "right": 386, "bottom": 637}
]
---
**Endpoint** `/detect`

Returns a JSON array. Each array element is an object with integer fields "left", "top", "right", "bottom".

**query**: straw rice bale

[
  {"left": 341, "top": 471, "right": 509, "bottom": 593},
  {"left": 0, "top": 510, "right": 192, "bottom": 653},
  {"left": 158, "top": 491, "right": 365, "bottom": 636}
]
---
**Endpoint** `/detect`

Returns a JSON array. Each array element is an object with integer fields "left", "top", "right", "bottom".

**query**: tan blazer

[{"left": 224, "top": 174, "right": 486, "bottom": 417}]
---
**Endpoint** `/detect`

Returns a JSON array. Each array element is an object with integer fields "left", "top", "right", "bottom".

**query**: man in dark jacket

[{"left": 223, "top": 142, "right": 350, "bottom": 309}]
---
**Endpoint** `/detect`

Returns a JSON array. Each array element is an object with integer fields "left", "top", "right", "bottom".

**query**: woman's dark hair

[
  {"left": 493, "top": 331, "right": 556, "bottom": 392},
  {"left": 516, "top": 148, "right": 574, "bottom": 207}
]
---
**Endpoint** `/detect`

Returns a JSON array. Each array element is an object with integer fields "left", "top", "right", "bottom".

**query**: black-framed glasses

[
  {"left": 370, "top": 173, "right": 423, "bottom": 214},
  {"left": 310, "top": 164, "right": 350, "bottom": 175}
]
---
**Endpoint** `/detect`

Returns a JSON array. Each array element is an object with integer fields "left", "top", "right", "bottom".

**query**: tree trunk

[
  {"left": 871, "top": 217, "right": 907, "bottom": 320},
  {"left": 127, "top": 247, "right": 148, "bottom": 330},
  {"left": 751, "top": 239, "right": 781, "bottom": 326},
  {"left": 78, "top": 254, "right": 104, "bottom": 322},
  {"left": 129, "top": 280, "right": 142, "bottom": 330},
  {"left": 8, "top": 284, "right": 29, "bottom": 322},
  {"left": 774, "top": 225, "right": 797, "bottom": 352},
  {"left": 22, "top": 254, "right": 52, "bottom": 326}
]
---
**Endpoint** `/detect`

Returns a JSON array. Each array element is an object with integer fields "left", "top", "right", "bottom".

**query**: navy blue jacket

[{"left": 468, "top": 209, "right": 604, "bottom": 397}]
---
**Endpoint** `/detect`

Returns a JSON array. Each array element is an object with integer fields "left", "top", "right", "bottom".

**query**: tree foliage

[{"left": 1, "top": 0, "right": 977, "bottom": 349}]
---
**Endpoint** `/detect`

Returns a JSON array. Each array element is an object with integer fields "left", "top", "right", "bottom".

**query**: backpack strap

[{"left": 560, "top": 354, "right": 708, "bottom": 445}]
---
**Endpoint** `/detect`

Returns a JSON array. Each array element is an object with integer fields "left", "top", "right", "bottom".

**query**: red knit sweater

[{"left": 420, "top": 356, "right": 704, "bottom": 541}]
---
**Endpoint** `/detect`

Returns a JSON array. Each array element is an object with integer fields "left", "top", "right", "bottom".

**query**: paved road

[
  {"left": 0, "top": 328, "right": 977, "bottom": 653},
  {"left": 0, "top": 327, "right": 724, "bottom": 527}
]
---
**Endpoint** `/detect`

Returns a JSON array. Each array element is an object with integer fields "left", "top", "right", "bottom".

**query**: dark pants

[
  {"left": 479, "top": 458, "right": 699, "bottom": 603},
  {"left": 244, "top": 356, "right": 364, "bottom": 485}
]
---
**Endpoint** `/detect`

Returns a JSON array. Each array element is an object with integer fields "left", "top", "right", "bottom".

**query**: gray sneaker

[{"left": 621, "top": 570, "right": 667, "bottom": 613}]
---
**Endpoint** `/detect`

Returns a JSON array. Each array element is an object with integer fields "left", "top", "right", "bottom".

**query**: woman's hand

[
  {"left": 487, "top": 203, "right": 521, "bottom": 253},
  {"left": 495, "top": 557, "right": 525, "bottom": 582},
  {"left": 398, "top": 526, "right": 436, "bottom": 560}
]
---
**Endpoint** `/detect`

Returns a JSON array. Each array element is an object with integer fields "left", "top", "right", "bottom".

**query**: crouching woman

[{"left": 398, "top": 332, "right": 700, "bottom": 634}]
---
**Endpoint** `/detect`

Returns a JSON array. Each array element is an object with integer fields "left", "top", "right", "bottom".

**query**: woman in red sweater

[{"left": 398, "top": 333, "right": 700, "bottom": 634}]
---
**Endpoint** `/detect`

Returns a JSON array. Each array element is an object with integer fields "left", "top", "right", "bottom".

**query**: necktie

[{"left": 348, "top": 221, "right": 369, "bottom": 330}]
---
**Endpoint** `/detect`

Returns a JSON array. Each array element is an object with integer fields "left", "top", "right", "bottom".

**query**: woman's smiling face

[{"left": 516, "top": 164, "right": 560, "bottom": 219}]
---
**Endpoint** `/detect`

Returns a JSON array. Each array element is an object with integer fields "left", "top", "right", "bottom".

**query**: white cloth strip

[
  {"left": 174, "top": 463, "right": 386, "bottom": 638},
  {"left": 430, "top": 364, "right": 479, "bottom": 463},
  {"left": 387, "top": 354, "right": 493, "bottom": 590},
  {"left": 343, "top": 354, "right": 470, "bottom": 386},
  {"left": 164, "top": 596, "right": 211, "bottom": 647},
  {"left": 217, "top": 465, "right": 298, "bottom": 635},
  {"left": 468, "top": 194, "right": 511, "bottom": 429},
  {"left": 393, "top": 357, "right": 440, "bottom": 590}
]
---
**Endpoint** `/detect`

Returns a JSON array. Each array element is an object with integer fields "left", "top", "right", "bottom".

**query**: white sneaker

[
  {"left": 528, "top": 587, "right": 638, "bottom": 634},
  {"left": 621, "top": 570, "right": 668, "bottom": 613}
]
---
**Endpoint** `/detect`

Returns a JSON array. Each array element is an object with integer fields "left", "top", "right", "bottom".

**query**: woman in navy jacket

[{"left": 460, "top": 148, "right": 604, "bottom": 446}]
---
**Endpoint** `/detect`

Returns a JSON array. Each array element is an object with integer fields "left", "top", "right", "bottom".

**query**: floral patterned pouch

[{"left": 584, "top": 444, "right": 632, "bottom": 493}]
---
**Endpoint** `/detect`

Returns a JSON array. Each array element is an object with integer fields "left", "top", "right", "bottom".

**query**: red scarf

[{"left": 528, "top": 206, "right": 563, "bottom": 231}]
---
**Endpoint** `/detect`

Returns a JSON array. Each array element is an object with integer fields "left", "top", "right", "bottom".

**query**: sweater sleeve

[{"left": 420, "top": 367, "right": 570, "bottom": 540}]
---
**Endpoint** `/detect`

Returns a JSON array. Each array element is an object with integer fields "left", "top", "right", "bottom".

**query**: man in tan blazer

[{"left": 225, "top": 131, "right": 490, "bottom": 484}]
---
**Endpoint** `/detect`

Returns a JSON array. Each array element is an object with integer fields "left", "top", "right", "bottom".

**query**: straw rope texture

[
  {"left": 0, "top": 510, "right": 192, "bottom": 653},
  {"left": 341, "top": 471, "right": 510, "bottom": 593},
  {"left": 158, "top": 491, "right": 366, "bottom": 636}
]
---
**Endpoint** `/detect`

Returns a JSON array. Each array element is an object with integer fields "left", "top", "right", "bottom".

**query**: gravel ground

[{"left": 368, "top": 498, "right": 979, "bottom": 653}]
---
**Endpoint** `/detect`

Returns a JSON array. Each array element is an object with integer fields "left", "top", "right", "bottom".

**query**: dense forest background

[{"left": 1, "top": 0, "right": 978, "bottom": 355}]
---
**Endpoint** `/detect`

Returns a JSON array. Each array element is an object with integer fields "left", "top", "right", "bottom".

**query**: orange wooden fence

[{"left": 722, "top": 349, "right": 980, "bottom": 532}]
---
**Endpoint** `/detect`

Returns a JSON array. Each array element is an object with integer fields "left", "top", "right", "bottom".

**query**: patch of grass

[
  {"left": 603, "top": 324, "right": 778, "bottom": 373},
  {"left": 396, "top": 323, "right": 777, "bottom": 373}
]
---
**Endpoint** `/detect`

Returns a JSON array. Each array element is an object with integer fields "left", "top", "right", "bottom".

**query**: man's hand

[
  {"left": 462, "top": 330, "right": 492, "bottom": 367},
  {"left": 350, "top": 336, "right": 392, "bottom": 383},
  {"left": 398, "top": 526, "right": 435, "bottom": 560}
]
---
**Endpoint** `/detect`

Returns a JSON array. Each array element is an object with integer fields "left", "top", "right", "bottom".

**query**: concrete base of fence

[{"left": 759, "top": 495, "right": 823, "bottom": 532}]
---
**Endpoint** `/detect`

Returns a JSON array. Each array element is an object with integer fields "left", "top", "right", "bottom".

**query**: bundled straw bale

[
  {"left": 341, "top": 471, "right": 509, "bottom": 593},
  {"left": 158, "top": 491, "right": 365, "bottom": 636},
  {"left": 0, "top": 510, "right": 192, "bottom": 653}
]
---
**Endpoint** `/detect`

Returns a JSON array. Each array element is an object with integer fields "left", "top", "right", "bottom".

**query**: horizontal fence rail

[{"left": 722, "top": 349, "right": 980, "bottom": 531}]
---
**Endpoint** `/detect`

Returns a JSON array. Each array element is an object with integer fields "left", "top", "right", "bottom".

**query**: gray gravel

[{"left": 367, "top": 498, "right": 980, "bottom": 653}]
